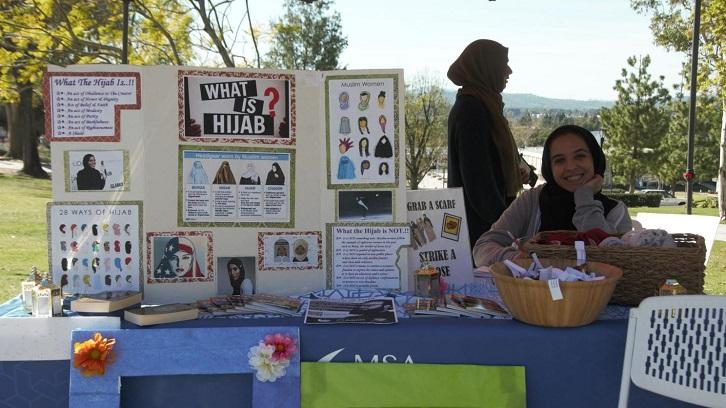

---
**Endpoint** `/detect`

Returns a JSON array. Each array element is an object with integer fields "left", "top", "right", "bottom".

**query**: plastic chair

[{"left": 618, "top": 295, "right": 726, "bottom": 407}]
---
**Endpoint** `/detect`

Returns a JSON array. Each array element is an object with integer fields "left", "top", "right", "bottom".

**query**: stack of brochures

[{"left": 406, "top": 295, "right": 509, "bottom": 319}]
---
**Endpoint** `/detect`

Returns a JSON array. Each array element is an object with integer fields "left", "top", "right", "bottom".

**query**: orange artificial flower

[{"left": 73, "top": 332, "right": 116, "bottom": 377}]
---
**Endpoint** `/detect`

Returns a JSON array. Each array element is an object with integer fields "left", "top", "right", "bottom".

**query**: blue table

[{"left": 0, "top": 314, "right": 699, "bottom": 407}]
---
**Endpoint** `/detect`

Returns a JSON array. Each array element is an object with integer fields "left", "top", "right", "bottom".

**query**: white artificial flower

[{"left": 248, "top": 342, "right": 289, "bottom": 382}]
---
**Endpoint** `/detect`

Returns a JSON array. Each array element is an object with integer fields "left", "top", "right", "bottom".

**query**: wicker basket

[
  {"left": 490, "top": 258, "right": 622, "bottom": 327},
  {"left": 523, "top": 232, "right": 706, "bottom": 306}
]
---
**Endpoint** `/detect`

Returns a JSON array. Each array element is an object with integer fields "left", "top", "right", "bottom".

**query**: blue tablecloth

[{"left": 0, "top": 308, "right": 698, "bottom": 408}]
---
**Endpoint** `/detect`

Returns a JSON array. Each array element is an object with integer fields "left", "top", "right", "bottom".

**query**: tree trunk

[
  {"left": 718, "top": 98, "right": 725, "bottom": 220},
  {"left": 17, "top": 85, "right": 47, "bottom": 178},
  {"left": 6, "top": 104, "right": 22, "bottom": 159}
]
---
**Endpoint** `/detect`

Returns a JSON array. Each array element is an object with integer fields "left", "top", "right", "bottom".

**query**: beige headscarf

[{"left": 447, "top": 39, "right": 521, "bottom": 197}]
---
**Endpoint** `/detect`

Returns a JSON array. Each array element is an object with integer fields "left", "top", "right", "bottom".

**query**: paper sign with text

[{"left": 406, "top": 188, "right": 474, "bottom": 290}]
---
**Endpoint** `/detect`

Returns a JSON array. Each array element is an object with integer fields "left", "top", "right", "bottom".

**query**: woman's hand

[
  {"left": 584, "top": 174, "right": 603, "bottom": 193},
  {"left": 518, "top": 165, "right": 530, "bottom": 185}
]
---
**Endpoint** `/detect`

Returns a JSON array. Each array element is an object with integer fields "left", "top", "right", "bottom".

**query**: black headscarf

[{"left": 538, "top": 125, "right": 618, "bottom": 232}]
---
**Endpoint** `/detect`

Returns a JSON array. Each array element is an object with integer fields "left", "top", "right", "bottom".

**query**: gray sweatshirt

[{"left": 472, "top": 184, "right": 632, "bottom": 266}]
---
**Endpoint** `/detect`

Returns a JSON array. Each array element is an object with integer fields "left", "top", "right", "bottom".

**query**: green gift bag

[{"left": 302, "top": 362, "right": 525, "bottom": 407}]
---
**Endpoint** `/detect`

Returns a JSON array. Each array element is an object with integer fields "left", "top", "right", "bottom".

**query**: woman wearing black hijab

[
  {"left": 472, "top": 125, "right": 632, "bottom": 266},
  {"left": 76, "top": 154, "right": 106, "bottom": 190},
  {"left": 265, "top": 162, "right": 285, "bottom": 185}
]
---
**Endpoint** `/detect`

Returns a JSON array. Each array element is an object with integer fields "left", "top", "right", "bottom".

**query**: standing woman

[
  {"left": 76, "top": 154, "right": 106, "bottom": 190},
  {"left": 447, "top": 39, "right": 529, "bottom": 248}
]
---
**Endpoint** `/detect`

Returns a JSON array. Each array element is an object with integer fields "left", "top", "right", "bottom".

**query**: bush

[
  {"left": 695, "top": 196, "right": 718, "bottom": 208},
  {"left": 608, "top": 193, "right": 661, "bottom": 207}
]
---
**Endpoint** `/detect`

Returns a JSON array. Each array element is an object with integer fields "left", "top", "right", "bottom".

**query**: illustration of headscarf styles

[
  {"left": 359, "top": 137, "right": 369, "bottom": 157},
  {"left": 374, "top": 135, "right": 393, "bottom": 158},
  {"left": 337, "top": 156, "right": 356, "bottom": 180},
  {"left": 377, "top": 91, "right": 386, "bottom": 108},
  {"left": 187, "top": 160, "right": 210, "bottom": 184},
  {"left": 339, "top": 116, "right": 351, "bottom": 134},
  {"left": 361, "top": 160, "right": 370, "bottom": 175},
  {"left": 379, "top": 115, "right": 387, "bottom": 133},
  {"left": 358, "top": 91, "right": 371, "bottom": 111},
  {"left": 339, "top": 92, "right": 349, "bottom": 110},
  {"left": 213, "top": 161, "right": 236, "bottom": 184},
  {"left": 358, "top": 117, "right": 369, "bottom": 134},
  {"left": 239, "top": 162, "right": 261, "bottom": 185}
]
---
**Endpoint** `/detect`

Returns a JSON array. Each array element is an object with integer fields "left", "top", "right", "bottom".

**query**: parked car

[{"left": 641, "top": 189, "right": 686, "bottom": 206}]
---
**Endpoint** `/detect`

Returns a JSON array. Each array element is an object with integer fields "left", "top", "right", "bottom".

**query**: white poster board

[{"left": 406, "top": 188, "right": 474, "bottom": 290}]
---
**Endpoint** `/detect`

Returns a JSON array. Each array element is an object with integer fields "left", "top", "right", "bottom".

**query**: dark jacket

[{"left": 447, "top": 95, "right": 510, "bottom": 248}]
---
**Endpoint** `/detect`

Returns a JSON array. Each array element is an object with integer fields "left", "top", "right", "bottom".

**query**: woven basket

[
  {"left": 523, "top": 232, "right": 706, "bottom": 306},
  {"left": 490, "top": 258, "right": 622, "bottom": 327}
]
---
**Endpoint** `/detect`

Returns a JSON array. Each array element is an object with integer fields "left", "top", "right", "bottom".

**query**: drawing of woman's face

[
  {"left": 276, "top": 246, "right": 288, "bottom": 257},
  {"left": 171, "top": 251, "right": 194, "bottom": 277}
]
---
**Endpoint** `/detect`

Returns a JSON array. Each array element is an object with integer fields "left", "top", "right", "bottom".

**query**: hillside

[{"left": 442, "top": 90, "right": 613, "bottom": 111}]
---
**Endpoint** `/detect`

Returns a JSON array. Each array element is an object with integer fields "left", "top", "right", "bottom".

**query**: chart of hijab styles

[
  {"left": 179, "top": 146, "right": 294, "bottom": 227},
  {"left": 326, "top": 74, "right": 398, "bottom": 188},
  {"left": 47, "top": 202, "right": 142, "bottom": 294},
  {"left": 179, "top": 70, "right": 294, "bottom": 143}
]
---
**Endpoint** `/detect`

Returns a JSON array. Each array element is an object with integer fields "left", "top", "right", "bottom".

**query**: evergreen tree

[
  {"left": 265, "top": 0, "right": 347, "bottom": 70},
  {"left": 600, "top": 56, "right": 671, "bottom": 192}
]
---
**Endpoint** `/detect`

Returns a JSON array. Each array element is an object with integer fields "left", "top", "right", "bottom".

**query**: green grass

[
  {"left": 628, "top": 205, "right": 721, "bottom": 219},
  {"left": 0, "top": 173, "right": 51, "bottom": 303},
  {"left": 705, "top": 241, "right": 726, "bottom": 295}
]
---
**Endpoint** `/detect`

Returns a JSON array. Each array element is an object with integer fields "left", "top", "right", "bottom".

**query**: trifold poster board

[{"left": 45, "top": 65, "right": 408, "bottom": 304}]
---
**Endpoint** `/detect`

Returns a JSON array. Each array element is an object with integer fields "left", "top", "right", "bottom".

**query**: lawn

[
  {"left": 0, "top": 173, "right": 51, "bottom": 303},
  {"left": 0, "top": 173, "right": 724, "bottom": 303}
]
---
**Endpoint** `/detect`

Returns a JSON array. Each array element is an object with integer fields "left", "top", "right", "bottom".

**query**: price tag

[
  {"left": 548, "top": 279, "right": 564, "bottom": 301},
  {"left": 575, "top": 241, "right": 586, "bottom": 266}
]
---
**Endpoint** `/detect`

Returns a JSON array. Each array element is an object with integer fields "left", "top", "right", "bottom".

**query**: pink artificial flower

[{"left": 263, "top": 333, "right": 297, "bottom": 362}]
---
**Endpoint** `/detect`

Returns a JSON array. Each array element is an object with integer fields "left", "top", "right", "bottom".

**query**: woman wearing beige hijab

[{"left": 447, "top": 39, "right": 530, "bottom": 248}]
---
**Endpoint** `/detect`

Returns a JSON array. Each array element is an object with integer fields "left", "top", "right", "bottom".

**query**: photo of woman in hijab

[
  {"left": 374, "top": 136, "right": 393, "bottom": 158},
  {"left": 213, "top": 161, "right": 236, "bottom": 184},
  {"left": 274, "top": 239, "right": 290, "bottom": 263},
  {"left": 154, "top": 236, "right": 204, "bottom": 279},
  {"left": 292, "top": 239, "right": 309, "bottom": 262},
  {"left": 76, "top": 154, "right": 106, "bottom": 190},
  {"left": 187, "top": 160, "right": 209, "bottom": 184},
  {"left": 226, "top": 258, "right": 254, "bottom": 295},
  {"left": 239, "top": 162, "right": 261, "bottom": 185},
  {"left": 265, "top": 162, "right": 285, "bottom": 185}
]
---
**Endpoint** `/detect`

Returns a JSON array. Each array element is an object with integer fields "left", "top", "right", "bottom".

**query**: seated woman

[{"left": 473, "top": 125, "right": 632, "bottom": 266}]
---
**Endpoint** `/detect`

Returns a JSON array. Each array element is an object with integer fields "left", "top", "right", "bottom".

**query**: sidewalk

[{"left": 0, "top": 159, "right": 52, "bottom": 174}]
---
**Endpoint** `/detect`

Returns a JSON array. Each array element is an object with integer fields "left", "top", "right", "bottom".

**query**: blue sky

[{"left": 244, "top": 0, "right": 686, "bottom": 101}]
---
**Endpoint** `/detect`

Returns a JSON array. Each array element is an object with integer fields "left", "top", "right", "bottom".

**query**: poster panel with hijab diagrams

[{"left": 45, "top": 65, "right": 408, "bottom": 303}]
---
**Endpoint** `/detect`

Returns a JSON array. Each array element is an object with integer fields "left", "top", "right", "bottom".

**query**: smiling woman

[{"left": 472, "top": 125, "right": 633, "bottom": 266}]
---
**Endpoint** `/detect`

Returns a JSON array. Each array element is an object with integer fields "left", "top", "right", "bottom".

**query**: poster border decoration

[
  {"left": 335, "top": 189, "right": 395, "bottom": 223},
  {"left": 177, "top": 144, "right": 296, "bottom": 228},
  {"left": 68, "top": 327, "right": 301, "bottom": 408},
  {"left": 257, "top": 231, "right": 323, "bottom": 271},
  {"left": 63, "top": 149, "right": 131, "bottom": 193},
  {"left": 177, "top": 69, "right": 296, "bottom": 145},
  {"left": 325, "top": 222, "right": 410, "bottom": 290},
  {"left": 145, "top": 230, "right": 214, "bottom": 285},
  {"left": 45, "top": 201, "right": 144, "bottom": 291},
  {"left": 43, "top": 71, "right": 142, "bottom": 142},
  {"left": 324, "top": 73, "right": 400, "bottom": 189}
]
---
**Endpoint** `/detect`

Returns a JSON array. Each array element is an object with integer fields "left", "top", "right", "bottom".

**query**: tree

[
  {"left": 264, "top": 0, "right": 347, "bottom": 70},
  {"left": 632, "top": 0, "right": 726, "bottom": 218},
  {"left": 405, "top": 76, "right": 450, "bottom": 189},
  {"left": 600, "top": 56, "right": 672, "bottom": 192},
  {"left": 656, "top": 91, "right": 722, "bottom": 189},
  {"left": 0, "top": 0, "right": 192, "bottom": 177}
]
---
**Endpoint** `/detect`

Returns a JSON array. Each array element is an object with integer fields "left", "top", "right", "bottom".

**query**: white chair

[{"left": 618, "top": 295, "right": 726, "bottom": 407}]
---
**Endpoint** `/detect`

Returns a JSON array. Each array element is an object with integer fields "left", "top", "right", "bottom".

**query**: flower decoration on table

[
  {"left": 73, "top": 332, "right": 116, "bottom": 377},
  {"left": 247, "top": 332, "right": 297, "bottom": 382}
]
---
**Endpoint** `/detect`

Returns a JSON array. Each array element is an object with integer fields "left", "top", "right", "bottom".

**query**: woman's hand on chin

[{"left": 583, "top": 174, "right": 603, "bottom": 193}]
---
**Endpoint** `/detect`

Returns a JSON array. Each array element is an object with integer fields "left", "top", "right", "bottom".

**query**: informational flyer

[
  {"left": 179, "top": 70, "right": 294, "bottom": 143},
  {"left": 327, "top": 224, "right": 410, "bottom": 289},
  {"left": 325, "top": 74, "right": 399, "bottom": 188},
  {"left": 304, "top": 298, "right": 397, "bottom": 324},
  {"left": 179, "top": 146, "right": 294, "bottom": 227},
  {"left": 44, "top": 72, "right": 141, "bottom": 141},
  {"left": 47, "top": 201, "right": 142, "bottom": 294},
  {"left": 64, "top": 150, "right": 129, "bottom": 192},
  {"left": 258, "top": 231, "right": 322, "bottom": 271},
  {"left": 406, "top": 188, "right": 474, "bottom": 290}
]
